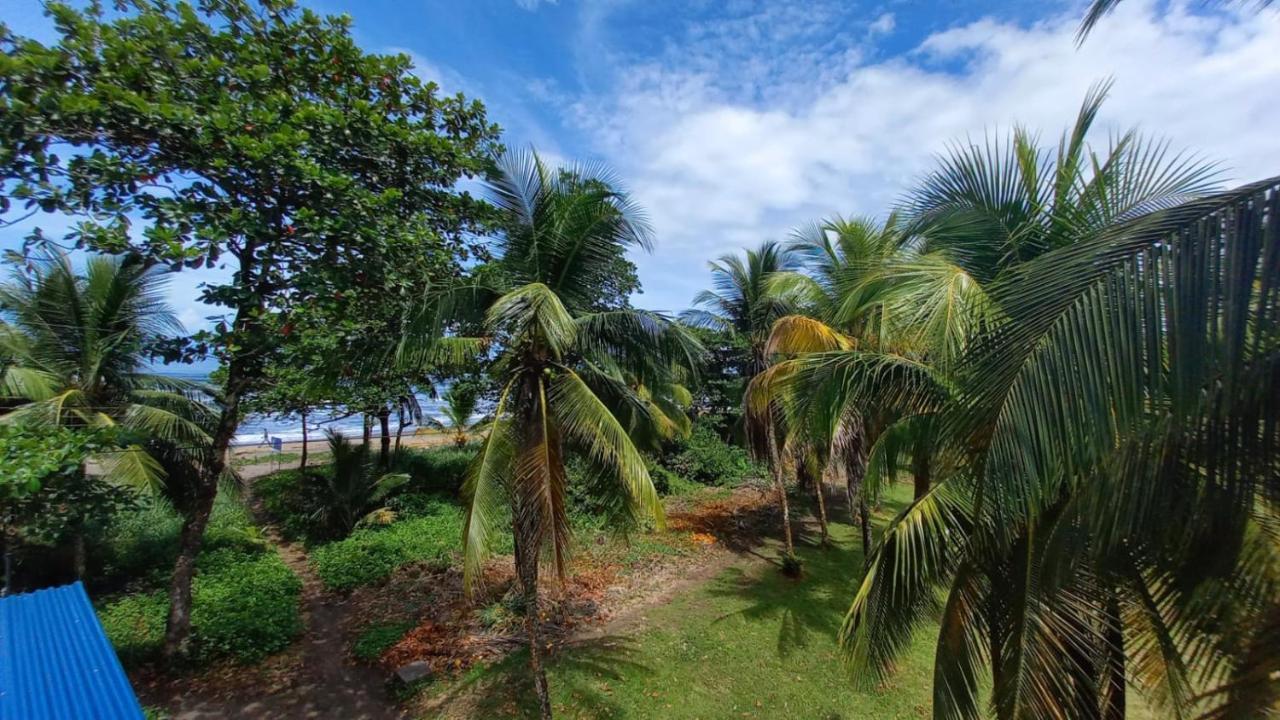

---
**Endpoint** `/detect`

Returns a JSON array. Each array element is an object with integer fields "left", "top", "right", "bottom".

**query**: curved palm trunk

[
  {"left": 766, "top": 433, "right": 795, "bottom": 557},
  {"left": 798, "top": 457, "right": 828, "bottom": 545},
  {"left": 394, "top": 406, "right": 406, "bottom": 453}
]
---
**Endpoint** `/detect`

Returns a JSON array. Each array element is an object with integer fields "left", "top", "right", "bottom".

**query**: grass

[{"left": 424, "top": 486, "right": 938, "bottom": 719}]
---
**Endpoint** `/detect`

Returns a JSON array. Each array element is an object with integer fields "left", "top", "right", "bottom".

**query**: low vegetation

[{"left": 95, "top": 494, "right": 302, "bottom": 667}]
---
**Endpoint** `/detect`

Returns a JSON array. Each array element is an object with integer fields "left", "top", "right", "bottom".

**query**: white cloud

[
  {"left": 515, "top": 0, "right": 558, "bottom": 10},
  {"left": 563, "top": 1, "right": 1280, "bottom": 312},
  {"left": 868, "top": 13, "right": 895, "bottom": 36}
]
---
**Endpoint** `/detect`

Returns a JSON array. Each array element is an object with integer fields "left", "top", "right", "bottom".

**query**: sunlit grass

[{"left": 425, "top": 485, "right": 939, "bottom": 719}]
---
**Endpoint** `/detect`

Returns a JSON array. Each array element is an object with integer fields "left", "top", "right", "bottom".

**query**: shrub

[
  {"left": 190, "top": 549, "right": 303, "bottom": 663},
  {"left": 98, "top": 548, "right": 301, "bottom": 666},
  {"left": 97, "top": 591, "right": 168, "bottom": 666},
  {"left": 310, "top": 501, "right": 490, "bottom": 591},
  {"left": 352, "top": 621, "right": 415, "bottom": 662},
  {"left": 658, "top": 421, "right": 760, "bottom": 487},
  {"left": 392, "top": 444, "right": 477, "bottom": 495},
  {"left": 254, "top": 468, "right": 316, "bottom": 542},
  {"left": 96, "top": 492, "right": 264, "bottom": 588}
]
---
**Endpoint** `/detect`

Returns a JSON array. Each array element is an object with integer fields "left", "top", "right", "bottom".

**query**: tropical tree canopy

[
  {"left": 0, "top": 252, "right": 217, "bottom": 491},
  {"left": 752, "top": 87, "right": 1278, "bottom": 720}
]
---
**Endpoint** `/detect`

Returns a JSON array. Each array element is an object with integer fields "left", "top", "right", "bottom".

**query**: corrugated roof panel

[{"left": 0, "top": 581, "right": 145, "bottom": 720}]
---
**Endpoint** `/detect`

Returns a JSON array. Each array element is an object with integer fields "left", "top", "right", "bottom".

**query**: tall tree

[
  {"left": 771, "top": 89, "right": 1280, "bottom": 719},
  {"left": 0, "top": 251, "right": 216, "bottom": 576},
  {"left": 0, "top": 0, "right": 501, "bottom": 657},
  {"left": 683, "top": 241, "right": 805, "bottom": 560},
  {"left": 419, "top": 150, "right": 701, "bottom": 719}
]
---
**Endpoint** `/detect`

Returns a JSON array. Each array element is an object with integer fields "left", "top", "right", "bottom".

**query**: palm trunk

[
  {"left": 767, "top": 435, "right": 795, "bottom": 557},
  {"left": 72, "top": 530, "right": 87, "bottom": 580},
  {"left": 299, "top": 409, "right": 309, "bottom": 472},
  {"left": 394, "top": 407, "right": 406, "bottom": 453},
  {"left": 799, "top": 458, "right": 828, "bottom": 545},
  {"left": 912, "top": 445, "right": 931, "bottom": 500},
  {"left": 378, "top": 408, "right": 392, "bottom": 468},
  {"left": 514, "top": 522, "right": 554, "bottom": 719},
  {"left": 1102, "top": 593, "right": 1126, "bottom": 720},
  {"left": 858, "top": 495, "right": 872, "bottom": 568},
  {"left": 362, "top": 413, "right": 372, "bottom": 448}
]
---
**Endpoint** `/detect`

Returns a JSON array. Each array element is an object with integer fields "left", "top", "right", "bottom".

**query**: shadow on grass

[
  {"left": 427, "top": 634, "right": 651, "bottom": 719},
  {"left": 705, "top": 489, "right": 915, "bottom": 660}
]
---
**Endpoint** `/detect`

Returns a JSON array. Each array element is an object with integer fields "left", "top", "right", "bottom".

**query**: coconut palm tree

[
  {"left": 412, "top": 149, "right": 703, "bottom": 719},
  {"left": 682, "top": 241, "right": 809, "bottom": 560},
  {"left": 428, "top": 382, "right": 484, "bottom": 448},
  {"left": 0, "top": 251, "right": 218, "bottom": 575},
  {"left": 773, "top": 88, "right": 1280, "bottom": 719}
]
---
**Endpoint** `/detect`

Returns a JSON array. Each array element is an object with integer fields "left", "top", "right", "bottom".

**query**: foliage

[
  {"left": 353, "top": 621, "right": 416, "bottom": 662},
  {"left": 763, "top": 89, "right": 1277, "bottom": 720},
  {"left": 305, "top": 431, "right": 409, "bottom": 539},
  {"left": 254, "top": 444, "right": 476, "bottom": 543},
  {"left": 310, "top": 501, "right": 497, "bottom": 591},
  {"left": 0, "top": 252, "right": 217, "bottom": 493},
  {"left": 98, "top": 547, "right": 301, "bottom": 666},
  {"left": 95, "top": 492, "right": 264, "bottom": 588},
  {"left": 2, "top": 0, "right": 502, "bottom": 652},
  {"left": 655, "top": 418, "right": 760, "bottom": 487},
  {"left": 393, "top": 444, "right": 478, "bottom": 496}
]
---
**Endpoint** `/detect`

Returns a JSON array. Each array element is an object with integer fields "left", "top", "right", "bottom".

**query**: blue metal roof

[{"left": 0, "top": 582, "right": 144, "bottom": 720}]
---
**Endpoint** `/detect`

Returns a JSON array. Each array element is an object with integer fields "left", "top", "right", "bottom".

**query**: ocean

[{"left": 162, "top": 372, "right": 458, "bottom": 446}]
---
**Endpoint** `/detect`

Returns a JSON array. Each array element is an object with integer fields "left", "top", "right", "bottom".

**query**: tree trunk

[
  {"left": 163, "top": 480, "right": 217, "bottom": 659},
  {"left": 362, "top": 413, "right": 372, "bottom": 448},
  {"left": 1103, "top": 593, "right": 1126, "bottom": 720},
  {"left": 799, "top": 458, "right": 828, "bottom": 545},
  {"left": 912, "top": 444, "right": 931, "bottom": 500},
  {"left": 299, "top": 409, "right": 309, "bottom": 472},
  {"left": 72, "top": 530, "right": 87, "bottom": 580},
  {"left": 164, "top": 306, "right": 250, "bottom": 660},
  {"left": 378, "top": 408, "right": 392, "bottom": 468},
  {"left": 514, "top": 527, "right": 554, "bottom": 719},
  {"left": 395, "top": 406, "right": 406, "bottom": 453},
  {"left": 858, "top": 495, "right": 872, "bottom": 569},
  {"left": 767, "top": 436, "right": 795, "bottom": 557}
]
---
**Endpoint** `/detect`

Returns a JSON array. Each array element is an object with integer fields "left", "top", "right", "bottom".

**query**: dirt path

[{"left": 153, "top": 481, "right": 405, "bottom": 720}]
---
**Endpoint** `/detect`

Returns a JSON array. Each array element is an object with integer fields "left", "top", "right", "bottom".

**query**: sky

[{"left": 4, "top": 0, "right": 1280, "bottom": 346}]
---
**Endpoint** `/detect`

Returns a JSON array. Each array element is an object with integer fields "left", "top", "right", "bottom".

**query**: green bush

[
  {"left": 96, "top": 492, "right": 264, "bottom": 588},
  {"left": 352, "top": 620, "right": 415, "bottom": 662},
  {"left": 310, "top": 501, "right": 467, "bottom": 590},
  {"left": 392, "top": 444, "right": 477, "bottom": 495},
  {"left": 658, "top": 421, "right": 760, "bottom": 487},
  {"left": 98, "top": 548, "right": 301, "bottom": 666},
  {"left": 254, "top": 468, "right": 317, "bottom": 542},
  {"left": 190, "top": 549, "right": 303, "bottom": 663},
  {"left": 97, "top": 591, "right": 168, "bottom": 666}
]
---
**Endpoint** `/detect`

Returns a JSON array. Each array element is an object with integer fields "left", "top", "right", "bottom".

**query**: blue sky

[{"left": 5, "top": 0, "right": 1280, "bottom": 348}]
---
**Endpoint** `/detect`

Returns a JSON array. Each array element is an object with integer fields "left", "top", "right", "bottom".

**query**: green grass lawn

[{"left": 426, "top": 486, "right": 938, "bottom": 719}]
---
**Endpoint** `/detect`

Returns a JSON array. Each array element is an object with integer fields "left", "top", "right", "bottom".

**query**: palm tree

[
  {"left": 682, "top": 241, "right": 808, "bottom": 560},
  {"left": 309, "top": 431, "right": 408, "bottom": 538},
  {"left": 1078, "top": 0, "right": 1275, "bottom": 40},
  {"left": 0, "top": 251, "right": 217, "bottom": 576},
  {"left": 429, "top": 382, "right": 484, "bottom": 448},
  {"left": 775, "top": 88, "right": 1280, "bottom": 719},
  {"left": 414, "top": 150, "right": 702, "bottom": 719}
]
